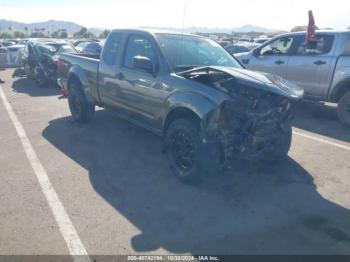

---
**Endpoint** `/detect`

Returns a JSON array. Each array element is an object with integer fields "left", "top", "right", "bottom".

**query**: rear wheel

[
  {"left": 24, "top": 63, "right": 33, "bottom": 79},
  {"left": 337, "top": 91, "right": 350, "bottom": 127},
  {"left": 68, "top": 80, "right": 95, "bottom": 123},
  {"left": 34, "top": 67, "right": 49, "bottom": 88}
]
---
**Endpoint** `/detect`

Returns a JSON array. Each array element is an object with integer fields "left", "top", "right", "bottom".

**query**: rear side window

[
  {"left": 101, "top": 32, "right": 122, "bottom": 66},
  {"left": 344, "top": 33, "right": 350, "bottom": 55},
  {"left": 295, "top": 34, "right": 335, "bottom": 55}
]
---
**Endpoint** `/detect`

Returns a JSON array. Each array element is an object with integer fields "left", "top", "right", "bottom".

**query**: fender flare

[
  {"left": 330, "top": 77, "right": 350, "bottom": 102},
  {"left": 67, "top": 65, "right": 96, "bottom": 104},
  {"left": 163, "top": 91, "right": 217, "bottom": 128}
]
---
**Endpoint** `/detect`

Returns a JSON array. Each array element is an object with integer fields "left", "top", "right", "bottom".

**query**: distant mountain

[
  {"left": 0, "top": 19, "right": 280, "bottom": 36},
  {"left": 231, "top": 24, "right": 279, "bottom": 33},
  {"left": 0, "top": 19, "right": 83, "bottom": 35}
]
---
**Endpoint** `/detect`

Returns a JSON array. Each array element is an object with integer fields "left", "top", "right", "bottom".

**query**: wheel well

[
  {"left": 164, "top": 108, "right": 201, "bottom": 133},
  {"left": 333, "top": 80, "right": 350, "bottom": 102},
  {"left": 67, "top": 75, "right": 81, "bottom": 90}
]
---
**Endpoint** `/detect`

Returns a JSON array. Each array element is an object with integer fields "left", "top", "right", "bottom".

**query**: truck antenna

[
  {"left": 182, "top": 0, "right": 188, "bottom": 33},
  {"left": 179, "top": 0, "right": 188, "bottom": 67}
]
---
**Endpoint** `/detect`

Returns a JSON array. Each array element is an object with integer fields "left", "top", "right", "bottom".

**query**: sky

[{"left": 0, "top": 0, "right": 349, "bottom": 30}]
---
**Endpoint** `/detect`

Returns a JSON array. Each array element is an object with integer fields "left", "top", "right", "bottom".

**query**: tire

[
  {"left": 337, "top": 91, "right": 350, "bottom": 127},
  {"left": 68, "top": 80, "right": 95, "bottom": 123},
  {"left": 164, "top": 118, "right": 219, "bottom": 183},
  {"left": 34, "top": 67, "right": 49, "bottom": 88},
  {"left": 24, "top": 63, "right": 33, "bottom": 79},
  {"left": 261, "top": 123, "right": 292, "bottom": 162}
]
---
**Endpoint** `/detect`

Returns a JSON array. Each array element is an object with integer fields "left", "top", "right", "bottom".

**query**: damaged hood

[
  {"left": 212, "top": 66, "right": 304, "bottom": 99},
  {"left": 182, "top": 66, "right": 304, "bottom": 99}
]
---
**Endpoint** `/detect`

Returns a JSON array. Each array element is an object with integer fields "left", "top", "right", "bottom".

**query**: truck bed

[
  {"left": 59, "top": 53, "right": 99, "bottom": 79},
  {"left": 58, "top": 52, "right": 100, "bottom": 103}
]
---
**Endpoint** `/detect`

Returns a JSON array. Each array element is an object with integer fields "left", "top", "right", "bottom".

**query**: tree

[
  {"left": 59, "top": 29, "right": 68, "bottom": 38},
  {"left": 99, "top": 30, "right": 110, "bottom": 39},
  {"left": 73, "top": 27, "right": 95, "bottom": 39},
  {"left": 73, "top": 27, "right": 87, "bottom": 38},
  {"left": 60, "top": 31, "right": 68, "bottom": 38},
  {"left": 30, "top": 31, "right": 46, "bottom": 38},
  {"left": 52, "top": 29, "right": 68, "bottom": 39},
  {"left": 51, "top": 31, "right": 59, "bottom": 38},
  {"left": 13, "top": 31, "right": 25, "bottom": 38},
  {"left": 24, "top": 27, "right": 29, "bottom": 37},
  {"left": 0, "top": 32, "right": 13, "bottom": 39}
]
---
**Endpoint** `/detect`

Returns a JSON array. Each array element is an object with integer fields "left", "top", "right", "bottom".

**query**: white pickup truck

[{"left": 236, "top": 30, "right": 350, "bottom": 126}]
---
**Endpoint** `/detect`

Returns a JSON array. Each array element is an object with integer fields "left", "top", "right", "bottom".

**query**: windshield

[{"left": 156, "top": 34, "right": 242, "bottom": 71}]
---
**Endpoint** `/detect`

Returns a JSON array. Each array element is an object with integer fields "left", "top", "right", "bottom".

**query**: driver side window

[
  {"left": 123, "top": 35, "right": 157, "bottom": 70},
  {"left": 260, "top": 37, "right": 294, "bottom": 56}
]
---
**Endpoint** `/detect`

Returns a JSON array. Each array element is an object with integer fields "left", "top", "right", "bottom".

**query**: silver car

[{"left": 236, "top": 30, "right": 350, "bottom": 126}]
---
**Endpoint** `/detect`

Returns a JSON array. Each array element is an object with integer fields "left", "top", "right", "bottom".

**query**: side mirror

[{"left": 133, "top": 56, "right": 155, "bottom": 74}]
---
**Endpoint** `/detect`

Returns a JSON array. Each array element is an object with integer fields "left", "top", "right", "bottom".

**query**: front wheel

[
  {"left": 261, "top": 124, "right": 292, "bottom": 162},
  {"left": 165, "top": 118, "right": 217, "bottom": 183},
  {"left": 337, "top": 91, "right": 350, "bottom": 127},
  {"left": 68, "top": 80, "right": 95, "bottom": 123}
]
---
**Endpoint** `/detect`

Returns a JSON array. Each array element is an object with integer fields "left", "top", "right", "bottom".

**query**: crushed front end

[
  {"left": 179, "top": 67, "right": 303, "bottom": 168},
  {"left": 202, "top": 91, "right": 293, "bottom": 167}
]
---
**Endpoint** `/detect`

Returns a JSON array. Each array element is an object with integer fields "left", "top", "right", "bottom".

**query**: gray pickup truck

[
  {"left": 57, "top": 29, "right": 303, "bottom": 182},
  {"left": 236, "top": 30, "right": 350, "bottom": 126}
]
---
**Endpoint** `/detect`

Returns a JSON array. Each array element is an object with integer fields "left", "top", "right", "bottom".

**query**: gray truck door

[
  {"left": 246, "top": 36, "right": 295, "bottom": 78},
  {"left": 116, "top": 34, "right": 162, "bottom": 128},
  {"left": 98, "top": 31, "right": 123, "bottom": 107},
  {"left": 286, "top": 34, "right": 336, "bottom": 99}
]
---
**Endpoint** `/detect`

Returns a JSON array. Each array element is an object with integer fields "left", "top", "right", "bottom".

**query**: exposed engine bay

[{"left": 179, "top": 67, "right": 294, "bottom": 167}]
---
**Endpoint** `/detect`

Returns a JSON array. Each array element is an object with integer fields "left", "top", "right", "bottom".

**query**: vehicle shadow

[
  {"left": 42, "top": 110, "right": 350, "bottom": 254},
  {"left": 11, "top": 77, "right": 61, "bottom": 97},
  {"left": 293, "top": 101, "right": 350, "bottom": 143}
]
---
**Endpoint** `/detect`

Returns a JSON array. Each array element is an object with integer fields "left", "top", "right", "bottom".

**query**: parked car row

[
  {"left": 75, "top": 41, "right": 104, "bottom": 57},
  {"left": 0, "top": 40, "right": 26, "bottom": 68},
  {"left": 2, "top": 38, "right": 105, "bottom": 88},
  {"left": 22, "top": 39, "right": 77, "bottom": 87},
  {"left": 224, "top": 42, "right": 260, "bottom": 55},
  {"left": 216, "top": 37, "right": 271, "bottom": 48}
]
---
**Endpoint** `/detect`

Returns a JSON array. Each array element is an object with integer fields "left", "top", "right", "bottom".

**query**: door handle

[
  {"left": 115, "top": 72, "right": 125, "bottom": 80},
  {"left": 314, "top": 60, "right": 326, "bottom": 65},
  {"left": 275, "top": 60, "right": 285, "bottom": 65},
  {"left": 242, "top": 59, "right": 250, "bottom": 65}
]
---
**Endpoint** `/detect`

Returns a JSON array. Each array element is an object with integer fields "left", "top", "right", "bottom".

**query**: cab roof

[{"left": 110, "top": 28, "right": 202, "bottom": 38}]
